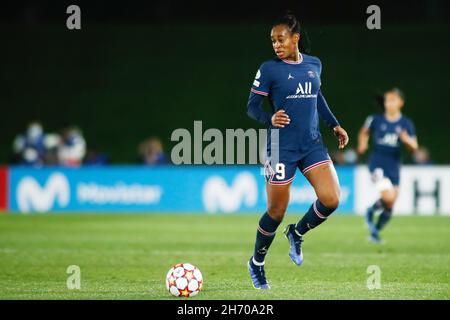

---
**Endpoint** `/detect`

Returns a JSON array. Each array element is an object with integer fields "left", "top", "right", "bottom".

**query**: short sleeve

[
  {"left": 250, "top": 63, "right": 271, "bottom": 96},
  {"left": 363, "top": 115, "right": 375, "bottom": 130}
]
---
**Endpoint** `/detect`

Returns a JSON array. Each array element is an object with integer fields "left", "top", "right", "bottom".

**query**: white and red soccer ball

[{"left": 166, "top": 263, "right": 203, "bottom": 297}]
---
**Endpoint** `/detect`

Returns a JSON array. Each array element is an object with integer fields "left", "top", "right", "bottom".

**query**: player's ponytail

[
  {"left": 273, "top": 12, "right": 311, "bottom": 54},
  {"left": 280, "top": 13, "right": 301, "bottom": 35}
]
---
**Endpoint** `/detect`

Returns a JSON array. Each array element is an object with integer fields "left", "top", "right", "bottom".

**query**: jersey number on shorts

[{"left": 275, "top": 163, "right": 285, "bottom": 180}]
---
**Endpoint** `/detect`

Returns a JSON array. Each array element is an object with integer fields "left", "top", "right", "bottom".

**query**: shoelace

[
  {"left": 257, "top": 266, "right": 267, "bottom": 284},
  {"left": 289, "top": 226, "right": 303, "bottom": 255},
  {"left": 251, "top": 265, "right": 267, "bottom": 284},
  {"left": 294, "top": 238, "right": 303, "bottom": 255}
]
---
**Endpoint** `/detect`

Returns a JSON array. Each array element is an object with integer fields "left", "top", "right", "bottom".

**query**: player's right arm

[
  {"left": 357, "top": 115, "right": 373, "bottom": 155},
  {"left": 247, "top": 63, "right": 290, "bottom": 128}
]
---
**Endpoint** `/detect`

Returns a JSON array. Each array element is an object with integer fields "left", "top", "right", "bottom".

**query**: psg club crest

[{"left": 308, "top": 70, "right": 316, "bottom": 78}]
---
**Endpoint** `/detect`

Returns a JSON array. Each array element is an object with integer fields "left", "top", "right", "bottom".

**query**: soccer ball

[{"left": 166, "top": 263, "right": 203, "bottom": 297}]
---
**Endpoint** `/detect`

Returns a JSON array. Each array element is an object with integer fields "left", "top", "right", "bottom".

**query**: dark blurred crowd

[
  {"left": 11, "top": 121, "right": 168, "bottom": 167},
  {"left": 12, "top": 121, "right": 90, "bottom": 167},
  {"left": 12, "top": 121, "right": 432, "bottom": 167},
  {"left": 138, "top": 137, "right": 169, "bottom": 165}
]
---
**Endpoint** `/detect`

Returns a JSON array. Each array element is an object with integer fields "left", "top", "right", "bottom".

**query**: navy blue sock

[
  {"left": 295, "top": 200, "right": 336, "bottom": 236},
  {"left": 376, "top": 207, "right": 393, "bottom": 231},
  {"left": 367, "top": 199, "right": 386, "bottom": 223},
  {"left": 253, "top": 212, "right": 281, "bottom": 264}
]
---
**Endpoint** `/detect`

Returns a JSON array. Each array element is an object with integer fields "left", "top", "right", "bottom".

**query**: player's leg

[
  {"left": 297, "top": 162, "right": 340, "bottom": 234},
  {"left": 284, "top": 149, "right": 339, "bottom": 266},
  {"left": 248, "top": 157, "right": 296, "bottom": 289},
  {"left": 366, "top": 168, "right": 398, "bottom": 243},
  {"left": 375, "top": 186, "right": 399, "bottom": 232},
  {"left": 365, "top": 198, "right": 385, "bottom": 235},
  {"left": 365, "top": 164, "right": 386, "bottom": 232},
  {"left": 252, "top": 182, "right": 291, "bottom": 265}
]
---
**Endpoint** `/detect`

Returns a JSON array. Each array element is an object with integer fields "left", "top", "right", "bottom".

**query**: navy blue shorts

[
  {"left": 264, "top": 145, "right": 332, "bottom": 185},
  {"left": 368, "top": 156, "right": 400, "bottom": 186}
]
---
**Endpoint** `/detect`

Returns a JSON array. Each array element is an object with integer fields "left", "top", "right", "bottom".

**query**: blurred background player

[
  {"left": 12, "top": 121, "right": 46, "bottom": 166},
  {"left": 246, "top": 14, "right": 348, "bottom": 289},
  {"left": 138, "top": 136, "right": 168, "bottom": 165},
  {"left": 358, "top": 88, "right": 418, "bottom": 243},
  {"left": 12, "top": 121, "right": 59, "bottom": 166},
  {"left": 57, "top": 125, "right": 87, "bottom": 167}
]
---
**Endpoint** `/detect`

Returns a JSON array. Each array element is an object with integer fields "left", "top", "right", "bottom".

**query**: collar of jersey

[
  {"left": 281, "top": 53, "right": 303, "bottom": 65},
  {"left": 384, "top": 113, "right": 403, "bottom": 123}
]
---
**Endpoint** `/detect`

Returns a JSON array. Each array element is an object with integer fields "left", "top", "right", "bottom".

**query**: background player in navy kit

[
  {"left": 246, "top": 14, "right": 349, "bottom": 289},
  {"left": 358, "top": 88, "right": 418, "bottom": 243}
]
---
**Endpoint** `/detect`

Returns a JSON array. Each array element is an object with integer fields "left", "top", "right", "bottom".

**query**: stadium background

[
  {"left": 0, "top": 0, "right": 449, "bottom": 300},
  {"left": 1, "top": 0, "right": 449, "bottom": 164}
]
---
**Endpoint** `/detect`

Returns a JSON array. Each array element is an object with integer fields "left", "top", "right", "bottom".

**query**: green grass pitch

[{"left": 0, "top": 213, "right": 449, "bottom": 299}]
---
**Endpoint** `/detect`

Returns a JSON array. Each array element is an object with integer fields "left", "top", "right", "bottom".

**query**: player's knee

[
  {"left": 382, "top": 191, "right": 396, "bottom": 209},
  {"left": 324, "top": 197, "right": 339, "bottom": 210},
  {"left": 267, "top": 204, "right": 287, "bottom": 221},
  {"left": 319, "top": 190, "right": 340, "bottom": 210},
  {"left": 383, "top": 198, "right": 395, "bottom": 209}
]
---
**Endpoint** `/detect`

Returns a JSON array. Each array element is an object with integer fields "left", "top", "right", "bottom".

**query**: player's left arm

[
  {"left": 317, "top": 90, "right": 349, "bottom": 149},
  {"left": 316, "top": 58, "right": 348, "bottom": 149},
  {"left": 399, "top": 119, "right": 418, "bottom": 152}
]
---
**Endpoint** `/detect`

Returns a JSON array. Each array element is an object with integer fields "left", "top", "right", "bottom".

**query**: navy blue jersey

[
  {"left": 249, "top": 53, "right": 339, "bottom": 153},
  {"left": 364, "top": 113, "right": 416, "bottom": 185},
  {"left": 364, "top": 113, "right": 416, "bottom": 159}
]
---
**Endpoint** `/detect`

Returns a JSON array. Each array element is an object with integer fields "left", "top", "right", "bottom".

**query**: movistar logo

[
  {"left": 16, "top": 173, "right": 70, "bottom": 212},
  {"left": 202, "top": 172, "right": 257, "bottom": 213}
]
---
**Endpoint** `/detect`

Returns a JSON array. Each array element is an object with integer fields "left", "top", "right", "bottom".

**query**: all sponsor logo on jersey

[
  {"left": 286, "top": 81, "right": 317, "bottom": 99},
  {"left": 378, "top": 133, "right": 399, "bottom": 147}
]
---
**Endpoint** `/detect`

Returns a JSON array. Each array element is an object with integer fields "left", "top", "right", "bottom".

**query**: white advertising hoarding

[{"left": 355, "top": 165, "right": 450, "bottom": 215}]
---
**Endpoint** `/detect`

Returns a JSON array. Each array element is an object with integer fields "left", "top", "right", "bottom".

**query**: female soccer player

[
  {"left": 246, "top": 14, "right": 349, "bottom": 289},
  {"left": 358, "top": 88, "right": 418, "bottom": 243}
]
